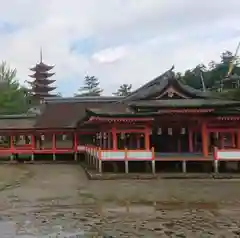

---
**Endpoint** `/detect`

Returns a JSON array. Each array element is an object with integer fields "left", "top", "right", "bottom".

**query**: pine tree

[
  {"left": 75, "top": 76, "right": 103, "bottom": 96},
  {"left": 113, "top": 84, "right": 132, "bottom": 96}
]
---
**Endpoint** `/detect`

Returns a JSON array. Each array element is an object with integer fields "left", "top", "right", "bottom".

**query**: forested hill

[{"left": 180, "top": 51, "right": 240, "bottom": 99}]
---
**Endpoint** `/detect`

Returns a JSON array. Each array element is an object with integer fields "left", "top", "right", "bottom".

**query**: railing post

[
  {"left": 213, "top": 147, "right": 219, "bottom": 174},
  {"left": 124, "top": 148, "right": 129, "bottom": 174},
  {"left": 182, "top": 160, "right": 187, "bottom": 173},
  {"left": 151, "top": 147, "right": 155, "bottom": 174},
  {"left": 74, "top": 132, "right": 78, "bottom": 161},
  {"left": 98, "top": 148, "right": 102, "bottom": 173}
]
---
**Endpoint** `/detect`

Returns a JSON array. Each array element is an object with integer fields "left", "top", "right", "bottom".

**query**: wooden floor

[{"left": 155, "top": 152, "right": 213, "bottom": 161}]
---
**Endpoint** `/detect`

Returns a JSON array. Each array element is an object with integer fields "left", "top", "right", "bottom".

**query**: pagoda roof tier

[
  {"left": 32, "top": 85, "right": 56, "bottom": 92},
  {"left": 27, "top": 80, "right": 56, "bottom": 86},
  {"left": 30, "top": 62, "right": 54, "bottom": 72},
  {"left": 29, "top": 72, "right": 55, "bottom": 78},
  {"left": 128, "top": 99, "right": 240, "bottom": 109}
]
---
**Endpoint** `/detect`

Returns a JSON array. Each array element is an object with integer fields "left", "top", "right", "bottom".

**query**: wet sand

[{"left": 0, "top": 164, "right": 240, "bottom": 237}]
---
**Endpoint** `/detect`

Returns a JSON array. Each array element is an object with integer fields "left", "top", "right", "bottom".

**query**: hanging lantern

[
  {"left": 157, "top": 128, "right": 162, "bottom": 135},
  {"left": 120, "top": 133, "right": 125, "bottom": 140},
  {"left": 181, "top": 128, "right": 186, "bottom": 135},
  {"left": 168, "top": 128, "right": 172, "bottom": 135},
  {"left": 20, "top": 135, "right": 24, "bottom": 141},
  {"left": 41, "top": 134, "right": 45, "bottom": 141},
  {"left": 62, "top": 134, "right": 67, "bottom": 140},
  {"left": 149, "top": 130, "right": 152, "bottom": 135},
  {"left": 103, "top": 133, "right": 107, "bottom": 140},
  {"left": 140, "top": 134, "right": 144, "bottom": 137}
]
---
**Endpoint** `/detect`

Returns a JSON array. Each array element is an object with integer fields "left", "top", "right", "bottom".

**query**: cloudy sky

[{"left": 0, "top": 0, "right": 240, "bottom": 96}]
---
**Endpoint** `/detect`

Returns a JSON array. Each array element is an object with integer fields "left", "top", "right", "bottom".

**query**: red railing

[{"left": 84, "top": 145, "right": 155, "bottom": 161}]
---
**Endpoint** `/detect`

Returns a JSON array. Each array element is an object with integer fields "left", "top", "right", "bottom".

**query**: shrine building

[{"left": 1, "top": 67, "right": 240, "bottom": 173}]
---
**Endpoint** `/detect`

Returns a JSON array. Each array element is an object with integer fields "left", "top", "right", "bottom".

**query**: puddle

[
  {"left": 103, "top": 205, "right": 155, "bottom": 214},
  {"left": 102, "top": 201, "right": 218, "bottom": 214}
]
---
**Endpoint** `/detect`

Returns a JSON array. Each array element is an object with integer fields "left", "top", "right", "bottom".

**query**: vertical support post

[
  {"left": 201, "top": 122, "right": 208, "bottom": 157},
  {"left": 188, "top": 129, "right": 193, "bottom": 152},
  {"left": 213, "top": 147, "right": 219, "bottom": 173},
  {"left": 52, "top": 133, "right": 56, "bottom": 161},
  {"left": 231, "top": 132, "right": 236, "bottom": 148},
  {"left": 124, "top": 148, "right": 129, "bottom": 174},
  {"left": 98, "top": 148, "right": 102, "bottom": 173},
  {"left": 151, "top": 147, "right": 155, "bottom": 174},
  {"left": 31, "top": 134, "right": 35, "bottom": 161},
  {"left": 237, "top": 130, "right": 240, "bottom": 149},
  {"left": 182, "top": 160, "right": 187, "bottom": 173},
  {"left": 144, "top": 127, "right": 150, "bottom": 150},
  {"left": 74, "top": 132, "right": 78, "bottom": 161},
  {"left": 136, "top": 135, "right": 140, "bottom": 149},
  {"left": 10, "top": 135, "right": 14, "bottom": 150},
  {"left": 112, "top": 127, "right": 117, "bottom": 150},
  {"left": 107, "top": 132, "right": 111, "bottom": 149},
  {"left": 177, "top": 138, "right": 181, "bottom": 152},
  {"left": 52, "top": 133, "right": 56, "bottom": 151},
  {"left": 220, "top": 133, "right": 224, "bottom": 149},
  {"left": 10, "top": 135, "right": 14, "bottom": 161}
]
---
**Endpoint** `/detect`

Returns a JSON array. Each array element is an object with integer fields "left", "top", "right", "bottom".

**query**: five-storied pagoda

[{"left": 27, "top": 49, "right": 56, "bottom": 104}]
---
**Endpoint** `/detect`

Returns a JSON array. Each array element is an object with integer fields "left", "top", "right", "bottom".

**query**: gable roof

[
  {"left": 129, "top": 99, "right": 240, "bottom": 108},
  {"left": 0, "top": 114, "right": 36, "bottom": 130},
  {"left": 121, "top": 67, "right": 214, "bottom": 102},
  {"left": 34, "top": 96, "right": 123, "bottom": 128}
]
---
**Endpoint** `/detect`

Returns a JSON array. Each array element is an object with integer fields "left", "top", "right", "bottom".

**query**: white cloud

[
  {"left": 92, "top": 46, "right": 128, "bottom": 63},
  {"left": 0, "top": 0, "right": 239, "bottom": 96}
]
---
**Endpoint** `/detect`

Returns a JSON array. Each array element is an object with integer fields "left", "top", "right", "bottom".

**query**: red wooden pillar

[
  {"left": 74, "top": 132, "right": 77, "bottom": 151},
  {"left": 107, "top": 132, "right": 111, "bottom": 149},
  {"left": 231, "top": 132, "right": 236, "bottom": 148},
  {"left": 220, "top": 133, "right": 224, "bottom": 149},
  {"left": 144, "top": 127, "right": 150, "bottom": 150},
  {"left": 31, "top": 134, "right": 35, "bottom": 150},
  {"left": 136, "top": 135, "right": 140, "bottom": 149},
  {"left": 237, "top": 130, "right": 240, "bottom": 149},
  {"left": 52, "top": 133, "right": 56, "bottom": 151},
  {"left": 188, "top": 129, "right": 193, "bottom": 152},
  {"left": 177, "top": 138, "right": 181, "bottom": 152},
  {"left": 201, "top": 122, "right": 208, "bottom": 157},
  {"left": 112, "top": 127, "right": 117, "bottom": 150},
  {"left": 10, "top": 135, "right": 14, "bottom": 150}
]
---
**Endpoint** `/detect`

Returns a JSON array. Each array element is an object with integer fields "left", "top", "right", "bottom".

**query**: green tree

[
  {"left": 75, "top": 75, "right": 103, "bottom": 96},
  {"left": 113, "top": 83, "right": 132, "bottom": 96},
  {"left": 0, "top": 61, "right": 29, "bottom": 114}
]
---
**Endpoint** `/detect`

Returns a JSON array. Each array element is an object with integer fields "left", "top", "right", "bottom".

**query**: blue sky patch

[
  {"left": 70, "top": 37, "right": 98, "bottom": 56},
  {"left": 0, "top": 22, "right": 20, "bottom": 34}
]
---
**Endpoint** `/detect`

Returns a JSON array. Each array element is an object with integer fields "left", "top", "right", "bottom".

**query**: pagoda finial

[{"left": 40, "top": 47, "right": 43, "bottom": 63}]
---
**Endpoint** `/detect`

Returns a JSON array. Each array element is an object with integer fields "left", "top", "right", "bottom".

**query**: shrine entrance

[{"left": 150, "top": 127, "right": 189, "bottom": 153}]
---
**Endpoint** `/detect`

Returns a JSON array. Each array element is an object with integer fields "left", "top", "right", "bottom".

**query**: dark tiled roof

[
  {"left": 0, "top": 114, "right": 36, "bottom": 130},
  {"left": 35, "top": 97, "right": 122, "bottom": 128},
  {"left": 213, "top": 108, "right": 240, "bottom": 116},
  {"left": 44, "top": 96, "right": 123, "bottom": 103},
  {"left": 121, "top": 67, "right": 214, "bottom": 102},
  {"left": 129, "top": 99, "right": 240, "bottom": 108}
]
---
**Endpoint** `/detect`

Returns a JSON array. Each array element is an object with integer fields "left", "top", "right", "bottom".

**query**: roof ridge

[{"left": 121, "top": 67, "right": 174, "bottom": 102}]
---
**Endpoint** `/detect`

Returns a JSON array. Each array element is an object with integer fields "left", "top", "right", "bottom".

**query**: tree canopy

[
  {"left": 179, "top": 50, "right": 240, "bottom": 100},
  {"left": 113, "top": 84, "right": 132, "bottom": 96},
  {"left": 0, "top": 61, "right": 29, "bottom": 114},
  {"left": 75, "top": 75, "right": 103, "bottom": 96}
]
